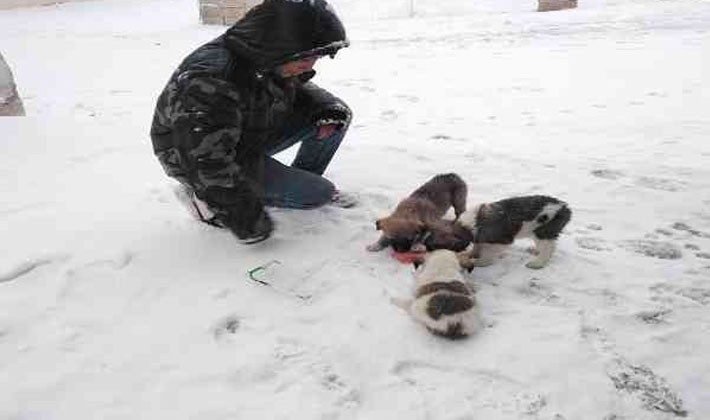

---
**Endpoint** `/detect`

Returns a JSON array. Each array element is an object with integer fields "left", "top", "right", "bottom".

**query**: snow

[{"left": 1, "top": 0, "right": 710, "bottom": 418}]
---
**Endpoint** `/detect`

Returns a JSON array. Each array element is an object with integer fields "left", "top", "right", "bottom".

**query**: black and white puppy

[
  {"left": 457, "top": 195, "right": 572, "bottom": 269},
  {"left": 394, "top": 250, "right": 481, "bottom": 339}
]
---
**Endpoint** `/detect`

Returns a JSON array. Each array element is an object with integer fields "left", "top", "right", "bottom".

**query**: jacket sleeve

[
  {"left": 171, "top": 75, "right": 267, "bottom": 230},
  {"left": 296, "top": 81, "right": 351, "bottom": 123}
]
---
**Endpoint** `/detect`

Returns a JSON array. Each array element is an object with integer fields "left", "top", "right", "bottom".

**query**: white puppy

[{"left": 395, "top": 250, "right": 481, "bottom": 339}]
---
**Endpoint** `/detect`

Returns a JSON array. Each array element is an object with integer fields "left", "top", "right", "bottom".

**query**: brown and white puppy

[
  {"left": 367, "top": 173, "right": 468, "bottom": 253},
  {"left": 457, "top": 195, "right": 572, "bottom": 269},
  {"left": 393, "top": 250, "right": 480, "bottom": 339}
]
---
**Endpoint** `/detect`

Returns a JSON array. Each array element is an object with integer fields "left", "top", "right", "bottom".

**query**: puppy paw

[
  {"left": 525, "top": 259, "right": 548, "bottom": 269},
  {"left": 526, "top": 246, "right": 539, "bottom": 255}
]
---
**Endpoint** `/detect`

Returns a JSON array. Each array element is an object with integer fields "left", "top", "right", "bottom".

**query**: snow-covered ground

[{"left": 1, "top": 0, "right": 709, "bottom": 418}]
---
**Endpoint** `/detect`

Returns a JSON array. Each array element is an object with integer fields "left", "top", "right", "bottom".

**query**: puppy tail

[{"left": 534, "top": 203, "right": 572, "bottom": 240}]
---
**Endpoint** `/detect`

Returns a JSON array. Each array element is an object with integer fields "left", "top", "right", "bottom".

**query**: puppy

[
  {"left": 424, "top": 219, "right": 474, "bottom": 252},
  {"left": 367, "top": 173, "right": 468, "bottom": 253},
  {"left": 457, "top": 195, "right": 572, "bottom": 269},
  {"left": 394, "top": 250, "right": 480, "bottom": 339}
]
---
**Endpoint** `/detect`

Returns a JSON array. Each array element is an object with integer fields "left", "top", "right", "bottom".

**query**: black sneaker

[{"left": 223, "top": 209, "right": 274, "bottom": 245}]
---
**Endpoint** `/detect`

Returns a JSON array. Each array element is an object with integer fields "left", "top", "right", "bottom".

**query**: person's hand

[{"left": 313, "top": 107, "right": 349, "bottom": 140}]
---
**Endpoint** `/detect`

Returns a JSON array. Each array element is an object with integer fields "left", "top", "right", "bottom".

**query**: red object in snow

[{"left": 391, "top": 251, "right": 426, "bottom": 264}]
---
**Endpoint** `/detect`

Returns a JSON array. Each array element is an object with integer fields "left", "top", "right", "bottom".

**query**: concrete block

[
  {"left": 198, "top": 0, "right": 260, "bottom": 25},
  {"left": 0, "top": 53, "right": 25, "bottom": 117},
  {"left": 538, "top": 0, "right": 577, "bottom": 12}
]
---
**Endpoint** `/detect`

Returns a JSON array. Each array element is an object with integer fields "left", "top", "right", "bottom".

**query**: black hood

[{"left": 224, "top": 0, "right": 348, "bottom": 70}]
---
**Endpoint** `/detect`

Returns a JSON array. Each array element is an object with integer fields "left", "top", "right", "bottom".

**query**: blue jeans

[{"left": 260, "top": 121, "right": 348, "bottom": 209}]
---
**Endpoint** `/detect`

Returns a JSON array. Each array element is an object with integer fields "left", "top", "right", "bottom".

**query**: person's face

[{"left": 278, "top": 56, "right": 319, "bottom": 77}]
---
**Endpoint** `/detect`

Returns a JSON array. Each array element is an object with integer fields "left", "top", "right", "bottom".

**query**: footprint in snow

[
  {"left": 395, "top": 94, "right": 420, "bottom": 103},
  {"left": 635, "top": 309, "right": 672, "bottom": 325},
  {"left": 380, "top": 110, "right": 398, "bottom": 122},
  {"left": 619, "top": 240, "right": 682, "bottom": 260},
  {"left": 650, "top": 283, "right": 710, "bottom": 306},
  {"left": 413, "top": 154, "right": 433, "bottom": 163},
  {"left": 671, "top": 222, "right": 710, "bottom": 238},
  {"left": 59, "top": 252, "right": 133, "bottom": 298},
  {"left": 0, "top": 255, "right": 66, "bottom": 284},
  {"left": 232, "top": 339, "right": 361, "bottom": 410},
  {"left": 213, "top": 315, "right": 240, "bottom": 341},
  {"left": 654, "top": 228, "right": 674, "bottom": 237},
  {"left": 463, "top": 152, "right": 486, "bottom": 163},
  {"left": 608, "top": 360, "right": 688, "bottom": 417},
  {"left": 0, "top": 201, "right": 51, "bottom": 218},
  {"left": 590, "top": 169, "right": 625, "bottom": 180},
  {"left": 64, "top": 252, "right": 132, "bottom": 278},
  {"left": 634, "top": 176, "right": 685, "bottom": 192},
  {"left": 382, "top": 145, "right": 407, "bottom": 154},
  {"left": 390, "top": 360, "right": 550, "bottom": 417},
  {"left": 675, "top": 288, "right": 710, "bottom": 305},
  {"left": 576, "top": 237, "right": 613, "bottom": 252},
  {"left": 579, "top": 318, "right": 688, "bottom": 417},
  {"left": 516, "top": 278, "right": 563, "bottom": 306}
]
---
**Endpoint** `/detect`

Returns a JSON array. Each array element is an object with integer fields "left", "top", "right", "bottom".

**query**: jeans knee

[
  {"left": 263, "top": 174, "right": 335, "bottom": 209},
  {"left": 299, "top": 177, "right": 335, "bottom": 208}
]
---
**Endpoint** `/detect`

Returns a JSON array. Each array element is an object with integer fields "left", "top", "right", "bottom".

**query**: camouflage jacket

[{"left": 149, "top": 0, "right": 349, "bottom": 222}]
